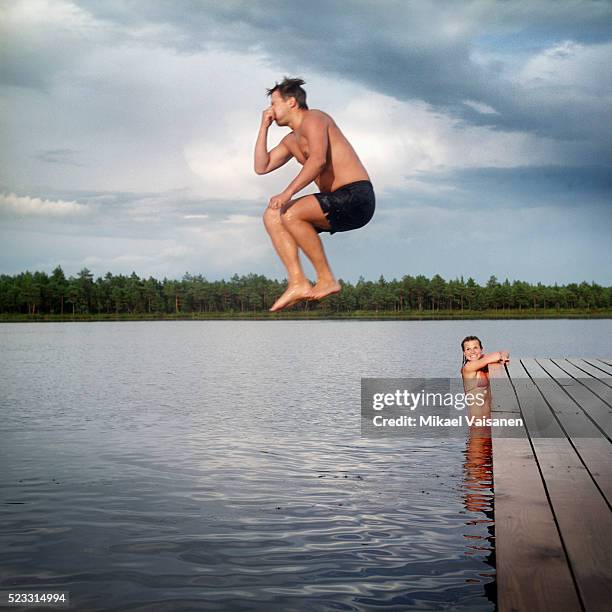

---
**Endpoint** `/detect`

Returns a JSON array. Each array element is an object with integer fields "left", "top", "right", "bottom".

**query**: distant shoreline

[{"left": 1, "top": 309, "right": 610, "bottom": 322}]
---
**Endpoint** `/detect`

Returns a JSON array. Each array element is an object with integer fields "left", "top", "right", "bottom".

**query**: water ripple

[{"left": 0, "top": 321, "right": 499, "bottom": 610}]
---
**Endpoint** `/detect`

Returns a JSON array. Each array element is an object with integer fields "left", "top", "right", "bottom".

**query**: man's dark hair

[{"left": 266, "top": 77, "right": 308, "bottom": 109}]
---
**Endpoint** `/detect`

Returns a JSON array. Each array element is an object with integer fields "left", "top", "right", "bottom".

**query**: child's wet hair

[{"left": 461, "top": 335, "right": 483, "bottom": 367}]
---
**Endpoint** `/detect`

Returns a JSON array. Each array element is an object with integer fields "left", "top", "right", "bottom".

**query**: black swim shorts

[{"left": 313, "top": 180, "right": 375, "bottom": 235}]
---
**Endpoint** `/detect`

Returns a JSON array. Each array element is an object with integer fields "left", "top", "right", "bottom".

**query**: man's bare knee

[
  {"left": 280, "top": 208, "right": 298, "bottom": 226},
  {"left": 263, "top": 207, "right": 282, "bottom": 231}
]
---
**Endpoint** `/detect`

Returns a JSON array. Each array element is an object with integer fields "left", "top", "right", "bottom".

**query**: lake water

[{"left": 1, "top": 320, "right": 610, "bottom": 611}]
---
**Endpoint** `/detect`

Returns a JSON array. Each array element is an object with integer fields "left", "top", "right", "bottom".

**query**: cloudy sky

[{"left": 1, "top": 0, "right": 611, "bottom": 284}]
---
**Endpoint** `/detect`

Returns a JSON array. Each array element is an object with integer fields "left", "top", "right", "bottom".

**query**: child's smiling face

[{"left": 463, "top": 339, "right": 483, "bottom": 361}]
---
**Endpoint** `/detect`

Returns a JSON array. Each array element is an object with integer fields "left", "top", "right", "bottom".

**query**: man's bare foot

[
  {"left": 270, "top": 281, "right": 314, "bottom": 312},
  {"left": 311, "top": 279, "right": 341, "bottom": 301}
]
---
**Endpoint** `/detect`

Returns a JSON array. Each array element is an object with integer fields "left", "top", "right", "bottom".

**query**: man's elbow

[
  {"left": 310, "top": 157, "right": 327, "bottom": 171},
  {"left": 254, "top": 165, "right": 268, "bottom": 175}
]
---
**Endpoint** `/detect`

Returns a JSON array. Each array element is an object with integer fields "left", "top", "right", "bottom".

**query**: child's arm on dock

[{"left": 462, "top": 351, "right": 509, "bottom": 373}]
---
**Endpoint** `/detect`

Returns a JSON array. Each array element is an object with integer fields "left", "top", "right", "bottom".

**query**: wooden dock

[{"left": 488, "top": 358, "right": 612, "bottom": 612}]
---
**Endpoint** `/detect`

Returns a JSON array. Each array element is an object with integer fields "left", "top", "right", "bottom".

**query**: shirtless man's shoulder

[
  {"left": 283, "top": 110, "right": 329, "bottom": 138},
  {"left": 280, "top": 111, "right": 329, "bottom": 157},
  {"left": 304, "top": 109, "right": 332, "bottom": 121},
  {"left": 279, "top": 107, "right": 368, "bottom": 190}
]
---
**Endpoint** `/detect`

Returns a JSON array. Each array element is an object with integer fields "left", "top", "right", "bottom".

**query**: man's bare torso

[{"left": 283, "top": 110, "right": 369, "bottom": 192}]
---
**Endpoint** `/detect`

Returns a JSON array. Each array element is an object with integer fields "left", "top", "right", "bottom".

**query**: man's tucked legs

[
  {"left": 262, "top": 207, "right": 314, "bottom": 311},
  {"left": 280, "top": 195, "right": 341, "bottom": 301}
]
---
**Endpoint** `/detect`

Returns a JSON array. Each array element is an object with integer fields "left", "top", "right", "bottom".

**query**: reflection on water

[{"left": 461, "top": 425, "right": 496, "bottom": 605}]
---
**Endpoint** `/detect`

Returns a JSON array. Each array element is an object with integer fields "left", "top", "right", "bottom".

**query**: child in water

[{"left": 461, "top": 336, "right": 510, "bottom": 414}]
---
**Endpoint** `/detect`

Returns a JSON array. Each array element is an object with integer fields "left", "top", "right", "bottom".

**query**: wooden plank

[
  {"left": 583, "top": 358, "right": 612, "bottom": 380},
  {"left": 537, "top": 359, "right": 612, "bottom": 439},
  {"left": 488, "top": 362, "right": 521, "bottom": 413},
  {"left": 572, "top": 437, "right": 612, "bottom": 508},
  {"left": 532, "top": 438, "right": 612, "bottom": 612},
  {"left": 488, "top": 362, "right": 524, "bottom": 438},
  {"left": 509, "top": 360, "right": 565, "bottom": 438},
  {"left": 521, "top": 358, "right": 603, "bottom": 434},
  {"left": 554, "top": 359, "right": 612, "bottom": 406},
  {"left": 492, "top": 438, "right": 582, "bottom": 612},
  {"left": 568, "top": 358, "right": 612, "bottom": 388},
  {"left": 592, "top": 358, "right": 612, "bottom": 374},
  {"left": 522, "top": 358, "right": 612, "bottom": 506},
  {"left": 507, "top": 359, "right": 529, "bottom": 378}
]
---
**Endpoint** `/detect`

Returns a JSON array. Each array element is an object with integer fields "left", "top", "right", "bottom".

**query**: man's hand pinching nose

[{"left": 261, "top": 107, "right": 274, "bottom": 127}]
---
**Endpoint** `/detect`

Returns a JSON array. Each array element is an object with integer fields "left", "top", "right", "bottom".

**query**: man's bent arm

[
  {"left": 254, "top": 124, "right": 293, "bottom": 175},
  {"left": 254, "top": 121, "right": 272, "bottom": 174}
]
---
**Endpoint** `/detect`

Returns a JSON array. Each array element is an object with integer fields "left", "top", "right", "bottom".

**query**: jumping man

[{"left": 254, "top": 77, "right": 375, "bottom": 312}]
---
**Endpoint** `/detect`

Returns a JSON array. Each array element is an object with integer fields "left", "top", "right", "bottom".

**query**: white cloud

[
  {"left": 222, "top": 214, "right": 259, "bottom": 225},
  {"left": 182, "top": 107, "right": 301, "bottom": 201},
  {"left": 463, "top": 100, "right": 499, "bottom": 115},
  {"left": 4, "top": 0, "right": 92, "bottom": 28},
  {"left": 334, "top": 90, "right": 561, "bottom": 194},
  {"left": 517, "top": 40, "right": 612, "bottom": 96},
  {"left": 184, "top": 213, "right": 268, "bottom": 269},
  {"left": 0, "top": 192, "right": 89, "bottom": 217}
]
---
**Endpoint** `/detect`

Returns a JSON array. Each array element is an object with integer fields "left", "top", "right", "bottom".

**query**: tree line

[{"left": 0, "top": 267, "right": 610, "bottom": 316}]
